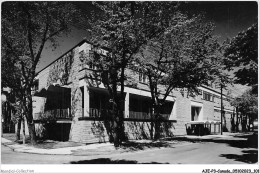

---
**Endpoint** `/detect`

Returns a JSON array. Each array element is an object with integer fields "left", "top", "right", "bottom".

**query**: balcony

[
  {"left": 87, "top": 108, "right": 170, "bottom": 120},
  {"left": 34, "top": 108, "right": 71, "bottom": 121},
  {"left": 129, "top": 111, "right": 170, "bottom": 120},
  {"left": 89, "top": 108, "right": 125, "bottom": 118}
]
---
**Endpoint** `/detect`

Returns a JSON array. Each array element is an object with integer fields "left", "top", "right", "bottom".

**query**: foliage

[
  {"left": 231, "top": 89, "right": 258, "bottom": 117},
  {"left": 86, "top": 1, "right": 182, "bottom": 146},
  {"left": 224, "top": 23, "right": 258, "bottom": 86},
  {"left": 140, "top": 15, "right": 223, "bottom": 93},
  {"left": 231, "top": 89, "right": 257, "bottom": 131},
  {"left": 1, "top": 1, "right": 81, "bottom": 144},
  {"left": 135, "top": 15, "right": 226, "bottom": 139},
  {"left": 46, "top": 50, "right": 74, "bottom": 86}
]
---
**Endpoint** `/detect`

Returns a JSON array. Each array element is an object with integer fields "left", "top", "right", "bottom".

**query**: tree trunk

[
  {"left": 110, "top": 65, "right": 126, "bottom": 147},
  {"left": 153, "top": 104, "right": 161, "bottom": 140},
  {"left": 150, "top": 107, "right": 154, "bottom": 139},
  {"left": 248, "top": 114, "right": 252, "bottom": 132},
  {"left": 112, "top": 97, "right": 126, "bottom": 147},
  {"left": 24, "top": 91, "right": 37, "bottom": 145},
  {"left": 22, "top": 118, "right": 26, "bottom": 144},
  {"left": 242, "top": 115, "right": 247, "bottom": 132},
  {"left": 16, "top": 118, "right": 21, "bottom": 141},
  {"left": 27, "top": 121, "right": 36, "bottom": 145},
  {"left": 236, "top": 107, "right": 239, "bottom": 132},
  {"left": 118, "top": 109, "right": 125, "bottom": 142},
  {"left": 112, "top": 102, "right": 120, "bottom": 147}
]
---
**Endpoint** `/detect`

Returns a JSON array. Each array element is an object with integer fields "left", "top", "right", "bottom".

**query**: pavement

[
  {"left": 1, "top": 138, "right": 116, "bottom": 155},
  {"left": 0, "top": 132, "right": 254, "bottom": 156}
]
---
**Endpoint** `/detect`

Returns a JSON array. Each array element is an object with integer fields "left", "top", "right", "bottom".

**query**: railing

[
  {"left": 129, "top": 111, "right": 151, "bottom": 120},
  {"left": 89, "top": 108, "right": 125, "bottom": 118},
  {"left": 129, "top": 111, "right": 170, "bottom": 120},
  {"left": 87, "top": 108, "right": 170, "bottom": 120},
  {"left": 34, "top": 108, "right": 71, "bottom": 120},
  {"left": 89, "top": 108, "right": 101, "bottom": 118}
]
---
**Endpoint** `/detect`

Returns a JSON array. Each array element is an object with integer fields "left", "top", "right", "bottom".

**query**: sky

[{"left": 37, "top": 1, "right": 258, "bottom": 96}]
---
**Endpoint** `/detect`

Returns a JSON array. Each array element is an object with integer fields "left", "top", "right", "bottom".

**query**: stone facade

[{"left": 33, "top": 40, "right": 235, "bottom": 143}]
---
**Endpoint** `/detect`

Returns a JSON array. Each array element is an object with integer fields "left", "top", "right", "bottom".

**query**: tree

[
  {"left": 231, "top": 89, "right": 258, "bottom": 132},
  {"left": 12, "top": 101, "right": 26, "bottom": 144},
  {"left": 86, "top": 2, "right": 182, "bottom": 147},
  {"left": 136, "top": 15, "right": 226, "bottom": 139},
  {"left": 1, "top": 2, "right": 81, "bottom": 144},
  {"left": 224, "top": 23, "right": 258, "bottom": 88}
]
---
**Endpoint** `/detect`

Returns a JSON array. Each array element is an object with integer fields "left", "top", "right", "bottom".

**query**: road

[{"left": 1, "top": 141, "right": 258, "bottom": 164}]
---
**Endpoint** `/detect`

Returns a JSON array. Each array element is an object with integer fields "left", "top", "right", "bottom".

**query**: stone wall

[{"left": 70, "top": 118, "right": 177, "bottom": 143}]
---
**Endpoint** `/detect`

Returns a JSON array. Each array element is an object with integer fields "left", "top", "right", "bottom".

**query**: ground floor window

[{"left": 191, "top": 106, "right": 201, "bottom": 121}]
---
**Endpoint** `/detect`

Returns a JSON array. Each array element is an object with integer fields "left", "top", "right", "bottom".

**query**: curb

[
  {"left": 2, "top": 133, "right": 249, "bottom": 156},
  {"left": 2, "top": 137, "right": 195, "bottom": 156},
  {"left": 1, "top": 137, "right": 120, "bottom": 155}
]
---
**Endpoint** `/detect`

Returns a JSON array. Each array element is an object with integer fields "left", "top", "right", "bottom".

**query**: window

[
  {"left": 139, "top": 72, "right": 147, "bottom": 83},
  {"left": 203, "top": 91, "right": 214, "bottom": 102},
  {"left": 191, "top": 106, "right": 201, "bottom": 121}
]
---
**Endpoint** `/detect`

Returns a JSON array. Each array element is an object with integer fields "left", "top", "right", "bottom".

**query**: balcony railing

[
  {"left": 129, "top": 111, "right": 170, "bottom": 120},
  {"left": 87, "top": 108, "right": 170, "bottom": 120},
  {"left": 89, "top": 108, "right": 124, "bottom": 118},
  {"left": 34, "top": 108, "right": 71, "bottom": 121},
  {"left": 89, "top": 108, "right": 101, "bottom": 118},
  {"left": 129, "top": 111, "right": 151, "bottom": 120}
]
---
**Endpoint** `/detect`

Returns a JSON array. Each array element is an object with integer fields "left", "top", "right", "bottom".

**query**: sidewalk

[
  {"left": 182, "top": 132, "right": 250, "bottom": 141},
  {"left": 1, "top": 137, "right": 116, "bottom": 155},
  {"left": 1, "top": 132, "right": 252, "bottom": 156}
]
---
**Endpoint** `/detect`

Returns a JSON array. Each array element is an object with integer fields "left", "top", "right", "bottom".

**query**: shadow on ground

[
  {"left": 71, "top": 141, "right": 177, "bottom": 156},
  {"left": 3, "top": 133, "right": 85, "bottom": 149},
  {"left": 120, "top": 141, "right": 172, "bottom": 151},
  {"left": 164, "top": 133, "right": 258, "bottom": 164},
  {"left": 220, "top": 150, "right": 258, "bottom": 164},
  {"left": 165, "top": 133, "right": 258, "bottom": 149},
  {"left": 70, "top": 158, "right": 169, "bottom": 164}
]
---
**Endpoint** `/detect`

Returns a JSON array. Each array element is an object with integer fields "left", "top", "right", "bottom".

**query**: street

[{"left": 2, "top": 141, "right": 257, "bottom": 164}]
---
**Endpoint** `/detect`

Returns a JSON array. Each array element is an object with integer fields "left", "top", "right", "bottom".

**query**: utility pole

[{"left": 220, "top": 82, "right": 223, "bottom": 135}]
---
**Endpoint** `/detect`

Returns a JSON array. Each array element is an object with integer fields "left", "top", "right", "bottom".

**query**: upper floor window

[
  {"left": 139, "top": 72, "right": 147, "bottom": 83},
  {"left": 203, "top": 91, "right": 214, "bottom": 102}
]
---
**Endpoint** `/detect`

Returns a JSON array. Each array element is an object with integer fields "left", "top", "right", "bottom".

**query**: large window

[{"left": 191, "top": 106, "right": 201, "bottom": 121}]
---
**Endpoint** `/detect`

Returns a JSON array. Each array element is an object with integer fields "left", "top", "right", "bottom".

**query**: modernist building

[{"left": 32, "top": 39, "right": 235, "bottom": 143}]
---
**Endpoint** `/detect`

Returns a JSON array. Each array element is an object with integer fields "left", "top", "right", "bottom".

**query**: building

[{"left": 32, "top": 39, "right": 235, "bottom": 143}]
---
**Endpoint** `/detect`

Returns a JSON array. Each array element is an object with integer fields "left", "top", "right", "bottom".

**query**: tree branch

[{"left": 26, "top": 12, "right": 35, "bottom": 62}]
